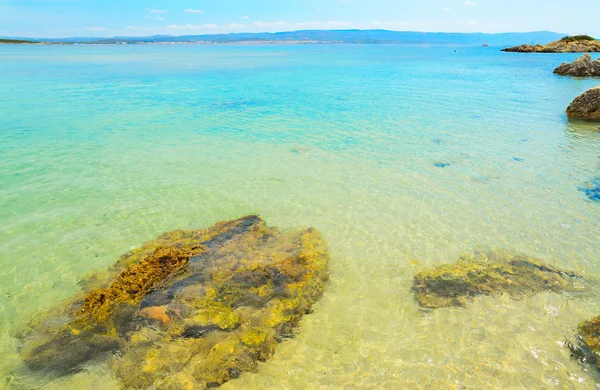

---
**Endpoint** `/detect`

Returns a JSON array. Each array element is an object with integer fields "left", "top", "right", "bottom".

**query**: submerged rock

[
  {"left": 580, "top": 178, "right": 600, "bottom": 202},
  {"left": 567, "top": 87, "right": 600, "bottom": 121},
  {"left": 412, "top": 250, "right": 584, "bottom": 308},
  {"left": 573, "top": 316, "right": 600, "bottom": 372},
  {"left": 554, "top": 54, "right": 600, "bottom": 77},
  {"left": 19, "top": 215, "right": 329, "bottom": 388}
]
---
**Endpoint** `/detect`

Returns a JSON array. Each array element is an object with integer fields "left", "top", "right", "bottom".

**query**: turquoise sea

[{"left": 1, "top": 44, "right": 600, "bottom": 389}]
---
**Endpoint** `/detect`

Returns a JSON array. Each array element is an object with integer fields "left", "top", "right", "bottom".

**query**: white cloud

[
  {"left": 147, "top": 9, "right": 167, "bottom": 14},
  {"left": 252, "top": 21, "right": 289, "bottom": 28},
  {"left": 465, "top": 0, "right": 477, "bottom": 5},
  {"left": 242, "top": 16, "right": 249, "bottom": 19},
  {"left": 184, "top": 9, "right": 204, "bottom": 14},
  {"left": 456, "top": 20, "right": 480, "bottom": 26},
  {"left": 166, "top": 24, "right": 217, "bottom": 30},
  {"left": 145, "top": 16, "right": 164, "bottom": 21},
  {"left": 295, "top": 21, "right": 350, "bottom": 28},
  {"left": 441, "top": 8, "right": 451, "bottom": 12},
  {"left": 85, "top": 26, "right": 109, "bottom": 32},
  {"left": 365, "top": 21, "right": 448, "bottom": 30},
  {"left": 109, "top": 18, "right": 489, "bottom": 37}
]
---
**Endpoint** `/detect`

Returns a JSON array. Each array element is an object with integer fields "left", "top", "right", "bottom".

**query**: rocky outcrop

[
  {"left": 412, "top": 250, "right": 585, "bottom": 308},
  {"left": 567, "top": 87, "right": 600, "bottom": 121},
  {"left": 19, "top": 215, "right": 330, "bottom": 389},
  {"left": 502, "top": 44, "right": 546, "bottom": 53},
  {"left": 502, "top": 38, "right": 600, "bottom": 53},
  {"left": 554, "top": 54, "right": 600, "bottom": 76}
]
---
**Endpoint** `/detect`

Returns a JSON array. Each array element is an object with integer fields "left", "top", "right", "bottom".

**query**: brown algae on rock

[
  {"left": 571, "top": 314, "right": 600, "bottom": 371},
  {"left": 412, "top": 250, "right": 585, "bottom": 308},
  {"left": 19, "top": 215, "right": 329, "bottom": 388}
]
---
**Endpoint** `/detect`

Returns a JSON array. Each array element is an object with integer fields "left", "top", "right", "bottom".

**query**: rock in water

[
  {"left": 579, "top": 178, "right": 600, "bottom": 202},
  {"left": 502, "top": 37, "right": 600, "bottom": 53},
  {"left": 412, "top": 250, "right": 584, "bottom": 308},
  {"left": 573, "top": 316, "right": 600, "bottom": 371},
  {"left": 567, "top": 87, "right": 600, "bottom": 121},
  {"left": 554, "top": 54, "right": 600, "bottom": 76},
  {"left": 501, "top": 44, "right": 545, "bottom": 53},
  {"left": 19, "top": 216, "right": 330, "bottom": 389}
]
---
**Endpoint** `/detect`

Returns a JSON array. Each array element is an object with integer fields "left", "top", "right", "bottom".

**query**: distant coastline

[
  {"left": 0, "top": 29, "right": 573, "bottom": 46},
  {"left": 58, "top": 40, "right": 344, "bottom": 45},
  {"left": 0, "top": 38, "right": 37, "bottom": 44}
]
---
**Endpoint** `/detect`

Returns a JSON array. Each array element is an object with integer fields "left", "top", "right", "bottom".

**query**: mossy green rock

[
  {"left": 412, "top": 250, "right": 585, "bottom": 308},
  {"left": 19, "top": 215, "right": 329, "bottom": 389}
]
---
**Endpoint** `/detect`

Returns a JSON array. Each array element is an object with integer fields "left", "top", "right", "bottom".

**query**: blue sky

[{"left": 1, "top": 0, "right": 598, "bottom": 38}]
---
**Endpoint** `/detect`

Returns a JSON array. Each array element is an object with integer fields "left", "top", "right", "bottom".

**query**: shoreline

[{"left": 0, "top": 41, "right": 500, "bottom": 46}]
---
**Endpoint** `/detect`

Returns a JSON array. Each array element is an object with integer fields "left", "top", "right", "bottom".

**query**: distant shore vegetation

[
  {"left": 0, "top": 38, "right": 36, "bottom": 44},
  {"left": 560, "top": 35, "right": 597, "bottom": 43}
]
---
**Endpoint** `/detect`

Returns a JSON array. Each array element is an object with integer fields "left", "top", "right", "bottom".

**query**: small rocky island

[
  {"left": 554, "top": 54, "right": 600, "bottom": 76},
  {"left": 502, "top": 35, "right": 600, "bottom": 53},
  {"left": 18, "top": 216, "right": 330, "bottom": 389},
  {"left": 567, "top": 87, "right": 600, "bottom": 120}
]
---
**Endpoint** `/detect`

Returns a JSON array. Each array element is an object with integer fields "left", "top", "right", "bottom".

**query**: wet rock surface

[
  {"left": 412, "top": 250, "right": 585, "bottom": 308},
  {"left": 19, "top": 215, "right": 329, "bottom": 389},
  {"left": 554, "top": 54, "right": 600, "bottom": 77},
  {"left": 567, "top": 87, "right": 600, "bottom": 121}
]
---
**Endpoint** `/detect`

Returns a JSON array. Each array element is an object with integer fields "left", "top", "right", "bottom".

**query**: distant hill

[{"left": 2, "top": 30, "right": 568, "bottom": 46}]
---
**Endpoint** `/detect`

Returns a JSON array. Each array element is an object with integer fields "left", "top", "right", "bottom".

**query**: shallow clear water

[{"left": 1, "top": 44, "right": 600, "bottom": 389}]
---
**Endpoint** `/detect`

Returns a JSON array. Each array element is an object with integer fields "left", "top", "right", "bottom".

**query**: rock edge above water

[
  {"left": 554, "top": 54, "right": 600, "bottom": 77},
  {"left": 567, "top": 87, "right": 600, "bottom": 121},
  {"left": 19, "top": 215, "right": 330, "bottom": 389},
  {"left": 502, "top": 39, "right": 600, "bottom": 53}
]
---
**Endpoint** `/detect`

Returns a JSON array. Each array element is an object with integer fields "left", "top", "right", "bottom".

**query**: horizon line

[{"left": 0, "top": 29, "right": 573, "bottom": 41}]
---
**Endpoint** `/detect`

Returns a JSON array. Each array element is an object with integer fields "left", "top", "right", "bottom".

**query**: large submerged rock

[
  {"left": 412, "top": 250, "right": 585, "bottom": 308},
  {"left": 567, "top": 87, "right": 600, "bottom": 121},
  {"left": 554, "top": 54, "right": 600, "bottom": 76},
  {"left": 19, "top": 215, "right": 329, "bottom": 389},
  {"left": 502, "top": 36, "right": 600, "bottom": 53}
]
